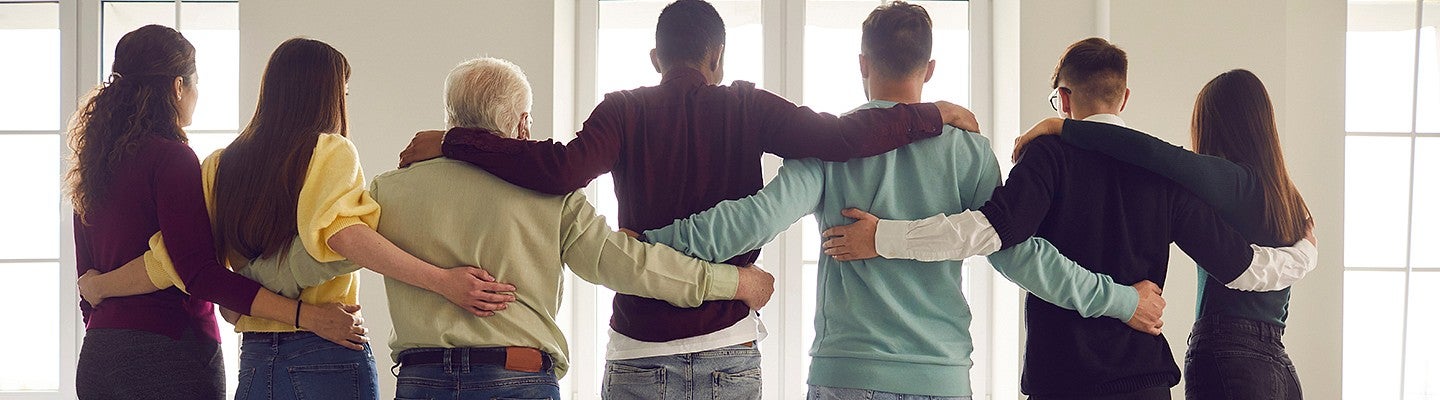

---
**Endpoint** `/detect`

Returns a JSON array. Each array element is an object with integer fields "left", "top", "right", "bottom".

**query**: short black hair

[
  {"left": 1051, "top": 37, "right": 1128, "bottom": 103},
  {"left": 655, "top": 0, "right": 726, "bottom": 67},
  {"left": 861, "top": 1, "right": 933, "bottom": 79}
]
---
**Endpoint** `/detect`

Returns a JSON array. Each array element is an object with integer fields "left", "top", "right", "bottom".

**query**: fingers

[
  {"left": 476, "top": 279, "right": 517, "bottom": 294},
  {"left": 471, "top": 290, "right": 516, "bottom": 305},
  {"left": 840, "top": 208, "right": 875, "bottom": 221},
  {"left": 618, "top": 228, "right": 640, "bottom": 238},
  {"left": 341, "top": 303, "right": 362, "bottom": 314},
  {"left": 467, "top": 267, "right": 497, "bottom": 283},
  {"left": 821, "top": 225, "right": 846, "bottom": 238}
]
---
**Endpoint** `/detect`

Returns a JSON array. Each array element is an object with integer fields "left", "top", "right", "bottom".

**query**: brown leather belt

[{"left": 397, "top": 346, "right": 550, "bottom": 373}]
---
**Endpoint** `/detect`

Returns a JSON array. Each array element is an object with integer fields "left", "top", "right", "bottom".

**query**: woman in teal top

[{"left": 1016, "top": 69, "right": 1312, "bottom": 399}]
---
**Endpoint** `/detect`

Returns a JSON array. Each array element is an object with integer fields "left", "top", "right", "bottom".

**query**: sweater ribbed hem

[
  {"left": 810, "top": 356, "right": 971, "bottom": 397},
  {"left": 1024, "top": 372, "right": 1178, "bottom": 396}
]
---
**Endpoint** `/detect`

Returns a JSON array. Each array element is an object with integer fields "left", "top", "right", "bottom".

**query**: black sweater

[
  {"left": 979, "top": 135, "right": 1258, "bottom": 396},
  {"left": 1060, "top": 119, "right": 1292, "bottom": 327}
]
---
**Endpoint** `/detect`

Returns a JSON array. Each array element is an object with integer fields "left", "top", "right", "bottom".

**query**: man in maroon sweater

[{"left": 398, "top": 0, "right": 976, "bottom": 397}]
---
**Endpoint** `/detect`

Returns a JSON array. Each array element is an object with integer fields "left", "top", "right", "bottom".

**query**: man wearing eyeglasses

[{"left": 822, "top": 37, "right": 1318, "bottom": 399}]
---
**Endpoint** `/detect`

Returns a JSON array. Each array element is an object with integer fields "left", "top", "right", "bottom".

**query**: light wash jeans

[
  {"left": 236, "top": 332, "right": 379, "bottom": 400},
  {"left": 393, "top": 348, "right": 561, "bottom": 400},
  {"left": 601, "top": 344, "right": 761, "bottom": 400},
  {"left": 808, "top": 385, "right": 972, "bottom": 400}
]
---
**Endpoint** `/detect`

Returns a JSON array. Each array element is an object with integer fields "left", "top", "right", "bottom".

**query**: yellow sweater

[{"left": 143, "top": 134, "right": 379, "bottom": 332}]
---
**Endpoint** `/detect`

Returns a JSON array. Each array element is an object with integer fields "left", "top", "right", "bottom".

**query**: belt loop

[
  {"left": 460, "top": 348, "right": 471, "bottom": 374},
  {"left": 442, "top": 348, "right": 453, "bottom": 375}
]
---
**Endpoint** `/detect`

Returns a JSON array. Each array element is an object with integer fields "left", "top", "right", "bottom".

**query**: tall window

[
  {"left": 99, "top": 1, "right": 242, "bottom": 395},
  {"left": 1344, "top": 0, "right": 1439, "bottom": 398},
  {"left": 579, "top": 1, "right": 977, "bottom": 399},
  {"left": 0, "top": 0, "right": 62, "bottom": 392}
]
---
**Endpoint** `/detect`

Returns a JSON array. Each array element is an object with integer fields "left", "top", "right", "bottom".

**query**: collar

[
  {"left": 1082, "top": 113, "right": 1127, "bottom": 127},
  {"left": 660, "top": 67, "right": 709, "bottom": 87}
]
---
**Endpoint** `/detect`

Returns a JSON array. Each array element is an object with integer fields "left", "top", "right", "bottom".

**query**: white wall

[
  {"left": 993, "top": 1, "right": 1346, "bottom": 398},
  {"left": 238, "top": 1, "right": 575, "bottom": 395}
]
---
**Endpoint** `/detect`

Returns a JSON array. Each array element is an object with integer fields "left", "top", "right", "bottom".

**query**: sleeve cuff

[
  {"left": 313, "top": 217, "right": 371, "bottom": 262},
  {"left": 143, "top": 234, "right": 183, "bottom": 292},
  {"left": 874, "top": 219, "right": 913, "bottom": 259},
  {"left": 1102, "top": 283, "right": 1141, "bottom": 321},
  {"left": 909, "top": 103, "right": 945, "bottom": 139},
  {"left": 703, "top": 264, "right": 741, "bottom": 302}
]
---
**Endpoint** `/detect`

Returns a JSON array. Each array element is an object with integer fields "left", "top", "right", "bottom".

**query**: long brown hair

[
  {"left": 1191, "top": 69, "right": 1310, "bottom": 244},
  {"left": 211, "top": 38, "right": 350, "bottom": 260},
  {"left": 67, "top": 25, "right": 196, "bottom": 220}
]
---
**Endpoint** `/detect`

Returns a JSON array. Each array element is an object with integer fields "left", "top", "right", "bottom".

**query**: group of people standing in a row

[{"left": 68, "top": 0, "right": 1317, "bottom": 399}]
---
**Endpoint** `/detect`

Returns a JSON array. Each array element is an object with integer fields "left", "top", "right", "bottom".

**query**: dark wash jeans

[
  {"left": 236, "top": 331, "right": 379, "bottom": 400},
  {"left": 393, "top": 348, "right": 561, "bottom": 400},
  {"left": 1185, "top": 315, "right": 1302, "bottom": 400}
]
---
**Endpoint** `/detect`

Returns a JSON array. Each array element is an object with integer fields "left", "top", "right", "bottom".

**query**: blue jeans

[
  {"left": 601, "top": 344, "right": 761, "bottom": 400},
  {"left": 808, "top": 385, "right": 971, "bottom": 400},
  {"left": 393, "top": 348, "right": 561, "bottom": 400},
  {"left": 1184, "top": 316, "right": 1302, "bottom": 400},
  {"left": 236, "top": 332, "right": 379, "bottom": 400}
]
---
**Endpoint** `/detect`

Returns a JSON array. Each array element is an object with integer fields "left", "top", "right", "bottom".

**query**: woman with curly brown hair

[{"left": 68, "top": 25, "right": 362, "bottom": 399}]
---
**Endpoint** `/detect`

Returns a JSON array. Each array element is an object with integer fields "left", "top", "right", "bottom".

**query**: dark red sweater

[
  {"left": 74, "top": 136, "right": 262, "bottom": 342},
  {"left": 440, "top": 67, "right": 945, "bottom": 342}
]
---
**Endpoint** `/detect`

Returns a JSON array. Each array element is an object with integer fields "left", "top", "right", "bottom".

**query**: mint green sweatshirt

[{"left": 645, "top": 101, "right": 1138, "bottom": 396}]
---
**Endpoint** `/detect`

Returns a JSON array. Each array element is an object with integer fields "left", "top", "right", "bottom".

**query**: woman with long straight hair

[
  {"left": 1016, "top": 68, "right": 1311, "bottom": 399},
  {"left": 68, "top": 25, "right": 364, "bottom": 400},
  {"left": 80, "top": 37, "right": 515, "bottom": 399}
]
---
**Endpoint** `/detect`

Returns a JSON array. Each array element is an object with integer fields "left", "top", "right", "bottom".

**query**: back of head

[
  {"left": 444, "top": 57, "right": 533, "bottom": 138},
  {"left": 67, "top": 24, "right": 197, "bottom": 220},
  {"left": 1192, "top": 69, "right": 1310, "bottom": 244},
  {"left": 862, "top": 1, "right": 933, "bottom": 79},
  {"left": 655, "top": 0, "right": 726, "bottom": 69},
  {"left": 1051, "top": 37, "right": 1128, "bottom": 109},
  {"left": 213, "top": 37, "right": 351, "bottom": 260}
]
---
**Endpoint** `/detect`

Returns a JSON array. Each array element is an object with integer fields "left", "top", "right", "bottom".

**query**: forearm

[
  {"left": 84, "top": 255, "right": 163, "bottom": 300},
  {"left": 563, "top": 194, "right": 737, "bottom": 307},
  {"left": 874, "top": 211, "right": 1003, "bottom": 261},
  {"left": 988, "top": 237, "right": 1137, "bottom": 320},
  {"left": 1061, "top": 119, "right": 1246, "bottom": 207},
  {"left": 1225, "top": 239, "right": 1318, "bottom": 291},
  {"left": 326, "top": 224, "right": 442, "bottom": 292},
  {"left": 645, "top": 159, "right": 822, "bottom": 262}
]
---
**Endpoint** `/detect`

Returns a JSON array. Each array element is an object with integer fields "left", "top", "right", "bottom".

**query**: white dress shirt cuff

[
  {"left": 874, "top": 211, "right": 1002, "bottom": 262},
  {"left": 1226, "top": 239, "right": 1318, "bottom": 292}
]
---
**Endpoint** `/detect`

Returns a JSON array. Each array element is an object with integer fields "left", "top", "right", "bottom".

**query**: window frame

[
  {"left": 1343, "top": 0, "right": 1436, "bottom": 398},
  {"left": 0, "top": 1, "right": 236, "bottom": 397}
]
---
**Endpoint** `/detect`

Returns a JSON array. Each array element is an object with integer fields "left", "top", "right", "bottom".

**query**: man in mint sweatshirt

[{"left": 641, "top": 3, "right": 1163, "bottom": 399}]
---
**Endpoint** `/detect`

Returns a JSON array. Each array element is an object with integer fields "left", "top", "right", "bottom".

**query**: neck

[
  {"left": 1069, "top": 103, "right": 1122, "bottom": 120},
  {"left": 866, "top": 77, "right": 924, "bottom": 104}
]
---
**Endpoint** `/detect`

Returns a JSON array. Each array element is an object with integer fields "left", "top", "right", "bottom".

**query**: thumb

[
  {"left": 341, "top": 303, "right": 362, "bottom": 313},
  {"left": 841, "top": 208, "right": 874, "bottom": 221}
]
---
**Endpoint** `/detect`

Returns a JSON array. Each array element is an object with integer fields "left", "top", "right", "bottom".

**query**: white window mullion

[{"left": 1398, "top": 0, "right": 1425, "bottom": 395}]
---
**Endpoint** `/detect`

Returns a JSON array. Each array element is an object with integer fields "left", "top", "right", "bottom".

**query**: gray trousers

[{"left": 76, "top": 328, "right": 225, "bottom": 400}]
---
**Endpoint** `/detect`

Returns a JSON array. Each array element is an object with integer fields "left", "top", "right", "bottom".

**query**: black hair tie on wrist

[{"left": 294, "top": 301, "right": 302, "bottom": 329}]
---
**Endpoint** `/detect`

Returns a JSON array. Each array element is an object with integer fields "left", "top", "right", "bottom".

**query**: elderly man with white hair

[{"left": 369, "top": 57, "right": 777, "bottom": 399}]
